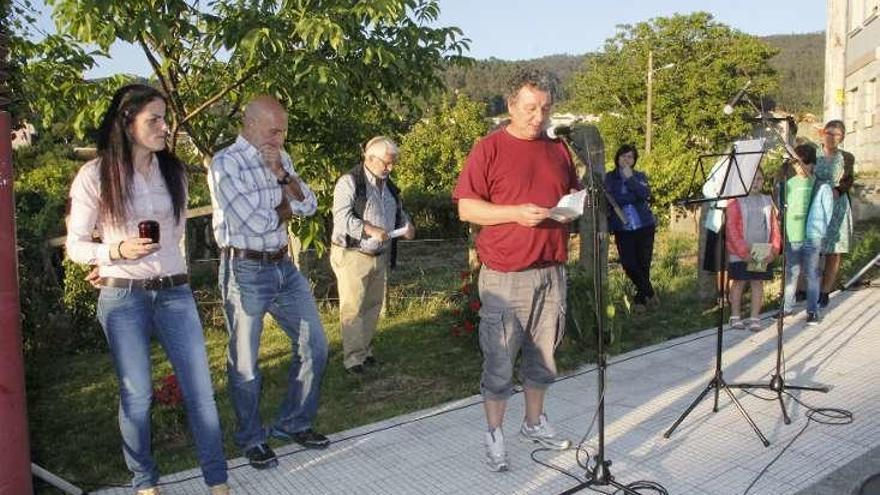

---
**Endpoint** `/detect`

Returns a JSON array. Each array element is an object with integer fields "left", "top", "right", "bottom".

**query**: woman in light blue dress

[{"left": 814, "top": 119, "right": 855, "bottom": 307}]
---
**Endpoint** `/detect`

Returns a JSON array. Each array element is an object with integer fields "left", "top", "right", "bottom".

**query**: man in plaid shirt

[{"left": 209, "top": 95, "right": 329, "bottom": 470}]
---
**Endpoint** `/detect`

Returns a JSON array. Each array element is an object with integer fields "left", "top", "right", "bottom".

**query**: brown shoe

[
  {"left": 210, "top": 483, "right": 230, "bottom": 495},
  {"left": 136, "top": 488, "right": 160, "bottom": 495}
]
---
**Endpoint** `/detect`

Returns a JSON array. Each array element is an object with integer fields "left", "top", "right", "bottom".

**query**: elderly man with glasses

[{"left": 330, "top": 136, "right": 415, "bottom": 375}]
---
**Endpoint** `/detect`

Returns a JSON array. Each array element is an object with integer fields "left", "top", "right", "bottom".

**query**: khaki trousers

[{"left": 330, "top": 245, "right": 388, "bottom": 369}]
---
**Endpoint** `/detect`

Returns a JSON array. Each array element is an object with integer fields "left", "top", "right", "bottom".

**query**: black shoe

[
  {"left": 364, "top": 356, "right": 379, "bottom": 367},
  {"left": 818, "top": 292, "right": 829, "bottom": 309},
  {"left": 795, "top": 290, "right": 807, "bottom": 302},
  {"left": 291, "top": 428, "right": 330, "bottom": 449},
  {"left": 345, "top": 364, "right": 365, "bottom": 375},
  {"left": 245, "top": 443, "right": 278, "bottom": 470},
  {"left": 806, "top": 312, "right": 820, "bottom": 326}
]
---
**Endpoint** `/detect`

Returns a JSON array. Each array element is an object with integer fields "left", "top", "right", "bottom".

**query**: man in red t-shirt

[{"left": 453, "top": 68, "right": 578, "bottom": 472}]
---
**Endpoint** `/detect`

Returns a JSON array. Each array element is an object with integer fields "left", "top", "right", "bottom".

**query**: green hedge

[{"left": 400, "top": 190, "right": 465, "bottom": 239}]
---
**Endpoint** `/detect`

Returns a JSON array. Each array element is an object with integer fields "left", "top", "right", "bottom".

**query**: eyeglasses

[{"left": 370, "top": 155, "right": 396, "bottom": 167}]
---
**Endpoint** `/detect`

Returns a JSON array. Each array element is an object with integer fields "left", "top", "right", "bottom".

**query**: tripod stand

[
  {"left": 728, "top": 119, "right": 829, "bottom": 422},
  {"left": 557, "top": 128, "right": 660, "bottom": 495},
  {"left": 664, "top": 143, "right": 770, "bottom": 446}
]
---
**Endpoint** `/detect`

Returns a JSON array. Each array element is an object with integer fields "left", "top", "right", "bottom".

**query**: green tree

[
  {"left": 38, "top": 0, "right": 470, "bottom": 250},
  {"left": 6, "top": 1, "right": 131, "bottom": 140},
  {"left": 566, "top": 12, "right": 779, "bottom": 211},
  {"left": 396, "top": 94, "right": 490, "bottom": 193},
  {"left": 44, "top": 0, "right": 469, "bottom": 159}
]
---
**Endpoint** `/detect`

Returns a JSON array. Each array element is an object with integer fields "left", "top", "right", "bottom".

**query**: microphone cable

[
  {"left": 736, "top": 323, "right": 854, "bottom": 495},
  {"left": 529, "top": 316, "right": 669, "bottom": 494}
]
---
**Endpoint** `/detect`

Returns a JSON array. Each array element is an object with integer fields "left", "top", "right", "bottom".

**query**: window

[{"left": 865, "top": 78, "right": 877, "bottom": 128}]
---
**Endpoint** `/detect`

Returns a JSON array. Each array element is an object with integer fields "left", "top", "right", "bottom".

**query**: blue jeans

[
  {"left": 783, "top": 239, "right": 822, "bottom": 313},
  {"left": 96, "top": 284, "right": 228, "bottom": 490},
  {"left": 219, "top": 255, "right": 328, "bottom": 450}
]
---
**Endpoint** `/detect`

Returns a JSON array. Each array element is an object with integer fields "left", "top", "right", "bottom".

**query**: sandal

[
  {"left": 729, "top": 316, "right": 745, "bottom": 330},
  {"left": 746, "top": 318, "right": 762, "bottom": 332}
]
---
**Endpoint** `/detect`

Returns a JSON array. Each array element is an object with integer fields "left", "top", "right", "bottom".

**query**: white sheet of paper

[
  {"left": 549, "top": 189, "right": 587, "bottom": 222},
  {"left": 388, "top": 226, "right": 409, "bottom": 239}
]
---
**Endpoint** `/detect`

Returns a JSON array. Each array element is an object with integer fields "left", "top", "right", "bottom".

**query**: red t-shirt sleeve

[{"left": 453, "top": 138, "right": 490, "bottom": 202}]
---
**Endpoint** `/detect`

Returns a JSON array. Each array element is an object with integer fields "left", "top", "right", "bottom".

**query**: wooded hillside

[{"left": 442, "top": 32, "right": 824, "bottom": 116}]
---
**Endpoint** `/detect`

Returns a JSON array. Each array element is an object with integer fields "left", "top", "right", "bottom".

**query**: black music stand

[{"left": 664, "top": 141, "right": 771, "bottom": 447}]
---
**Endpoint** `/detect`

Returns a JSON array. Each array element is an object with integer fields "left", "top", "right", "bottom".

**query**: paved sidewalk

[{"left": 97, "top": 286, "right": 880, "bottom": 495}]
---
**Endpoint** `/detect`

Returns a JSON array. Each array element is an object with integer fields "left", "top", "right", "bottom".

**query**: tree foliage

[
  {"left": 6, "top": 0, "right": 130, "bottom": 138},
  {"left": 45, "top": 0, "right": 470, "bottom": 160},
  {"left": 566, "top": 12, "right": 779, "bottom": 210},
  {"left": 396, "top": 94, "right": 489, "bottom": 193}
]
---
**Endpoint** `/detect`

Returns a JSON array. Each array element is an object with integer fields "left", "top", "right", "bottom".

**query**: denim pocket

[
  {"left": 99, "top": 286, "right": 132, "bottom": 301},
  {"left": 231, "top": 258, "right": 264, "bottom": 285}
]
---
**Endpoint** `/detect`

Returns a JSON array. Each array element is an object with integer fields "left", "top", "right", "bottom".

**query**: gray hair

[
  {"left": 364, "top": 136, "right": 399, "bottom": 158},
  {"left": 505, "top": 68, "right": 559, "bottom": 103}
]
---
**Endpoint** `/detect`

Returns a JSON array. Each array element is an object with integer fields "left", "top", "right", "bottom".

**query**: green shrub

[
  {"left": 401, "top": 190, "right": 465, "bottom": 239},
  {"left": 14, "top": 143, "right": 104, "bottom": 353}
]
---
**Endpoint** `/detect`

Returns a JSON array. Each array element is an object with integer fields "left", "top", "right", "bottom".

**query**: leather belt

[
  {"left": 223, "top": 246, "right": 288, "bottom": 262},
  {"left": 99, "top": 274, "right": 189, "bottom": 290}
]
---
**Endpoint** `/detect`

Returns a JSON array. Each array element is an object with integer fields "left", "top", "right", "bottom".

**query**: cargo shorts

[{"left": 477, "top": 264, "right": 566, "bottom": 400}]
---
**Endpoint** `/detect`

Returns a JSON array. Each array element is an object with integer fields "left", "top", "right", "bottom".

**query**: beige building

[{"left": 826, "top": 0, "right": 880, "bottom": 218}]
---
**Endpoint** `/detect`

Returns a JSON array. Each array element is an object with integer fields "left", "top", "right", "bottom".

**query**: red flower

[
  {"left": 460, "top": 271, "right": 471, "bottom": 280},
  {"left": 463, "top": 320, "right": 475, "bottom": 332},
  {"left": 154, "top": 374, "right": 183, "bottom": 407},
  {"left": 451, "top": 308, "right": 462, "bottom": 316},
  {"left": 461, "top": 284, "right": 470, "bottom": 295},
  {"left": 469, "top": 300, "right": 481, "bottom": 312}
]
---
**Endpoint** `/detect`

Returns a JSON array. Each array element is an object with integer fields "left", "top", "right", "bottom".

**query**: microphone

[
  {"left": 546, "top": 124, "right": 573, "bottom": 140},
  {"left": 722, "top": 80, "right": 752, "bottom": 115}
]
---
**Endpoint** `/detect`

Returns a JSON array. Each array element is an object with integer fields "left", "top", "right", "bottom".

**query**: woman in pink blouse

[{"left": 65, "top": 84, "right": 229, "bottom": 495}]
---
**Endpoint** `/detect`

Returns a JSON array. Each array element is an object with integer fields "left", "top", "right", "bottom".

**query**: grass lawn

[{"left": 26, "top": 219, "right": 880, "bottom": 492}]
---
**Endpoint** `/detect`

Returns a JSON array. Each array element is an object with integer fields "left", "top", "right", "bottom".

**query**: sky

[{"left": 30, "top": 0, "right": 827, "bottom": 78}]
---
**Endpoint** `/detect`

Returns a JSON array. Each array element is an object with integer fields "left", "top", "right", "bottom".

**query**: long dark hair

[{"left": 96, "top": 84, "right": 186, "bottom": 226}]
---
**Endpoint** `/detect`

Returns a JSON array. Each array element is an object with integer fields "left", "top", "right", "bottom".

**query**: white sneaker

[
  {"left": 520, "top": 414, "right": 572, "bottom": 450},
  {"left": 484, "top": 428, "right": 509, "bottom": 472}
]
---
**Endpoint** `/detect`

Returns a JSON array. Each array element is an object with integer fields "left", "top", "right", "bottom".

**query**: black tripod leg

[
  {"left": 719, "top": 380, "right": 770, "bottom": 446},
  {"left": 785, "top": 384, "right": 829, "bottom": 393},
  {"left": 777, "top": 390, "right": 791, "bottom": 425},
  {"left": 664, "top": 379, "right": 716, "bottom": 439}
]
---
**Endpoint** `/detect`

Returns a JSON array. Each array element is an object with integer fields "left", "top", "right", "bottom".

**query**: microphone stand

[{"left": 557, "top": 132, "right": 657, "bottom": 495}]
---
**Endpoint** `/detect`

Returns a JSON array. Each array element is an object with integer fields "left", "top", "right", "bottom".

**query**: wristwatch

[{"left": 277, "top": 172, "right": 293, "bottom": 185}]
